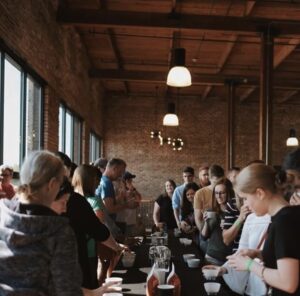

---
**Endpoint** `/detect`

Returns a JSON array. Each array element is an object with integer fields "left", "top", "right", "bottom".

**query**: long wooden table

[{"left": 111, "top": 233, "right": 239, "bottom": 295}]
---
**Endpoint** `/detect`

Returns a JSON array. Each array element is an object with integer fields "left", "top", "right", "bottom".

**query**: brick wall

[
  {"left": 103, "top": 94, "right": 300, "bottom": 199},
  {"left": 0, "top": 0, "right": 104, "bottom": 163}
]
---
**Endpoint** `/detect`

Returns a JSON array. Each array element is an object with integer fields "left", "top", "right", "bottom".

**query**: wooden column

[
  {"left": 259, "top": 31, "right": 273, "bottom": 164},
  {"left": 226, "top": 80, "right": 235, "bottom": 170}
]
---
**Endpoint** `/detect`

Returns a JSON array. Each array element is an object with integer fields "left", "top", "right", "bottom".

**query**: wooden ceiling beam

[
  {"left": 57, "top": 9, "right": 300, "bottom": 35},
  {"left": 277, "top": 90, "right": 298, "bottom": 103},
  {"left": 202, "top": 35, "right": 238, "bottom": 100},
  {"left": 99, "top": 0, "right": 129, "bottom": 94},
  {"left": 202, "top": 2, "right": 255, "bottom": 100},
  {"left": 89, "top": 68, "right": 300, "bottom": 90},
  {"left": 240, "top": 38, "right": 300, "bottom": 102}
]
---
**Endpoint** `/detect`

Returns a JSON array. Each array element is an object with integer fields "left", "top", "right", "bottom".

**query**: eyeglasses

[
  {"left": 215, "top": 191, "right": 226, "bottom": 196},
  {"left": 1, "top": 173, "right": 11, "bottom": 177}
]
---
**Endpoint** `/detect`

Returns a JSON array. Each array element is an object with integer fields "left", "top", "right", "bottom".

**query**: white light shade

[
  {"left": 163, "top": 113, "right": 179, "bottom": 126},
  {"left": 286, "top": 137, "right": 299, "bottom": 147},
  {"left": 286, "top": 128, "right": 299, "bottom": 147},
  {"left": 167, "top": 66, "right": 192, "bottom": 87}
]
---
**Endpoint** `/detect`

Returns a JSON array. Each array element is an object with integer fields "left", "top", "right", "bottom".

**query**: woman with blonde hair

[
  {"left": 0, "top": 150, "right": 116, "bottom": 295},
  {"left": 227, "top": 163, "right": 300, "bottom": 296}
]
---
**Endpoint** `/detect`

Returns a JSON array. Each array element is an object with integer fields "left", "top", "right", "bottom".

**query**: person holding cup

[
  {"left": 180, "top": 182, "right": 199, "bottom": 234},
  {"left": 201, "top": 178, "right": 235, "bottom": 265},
  {"left": 227, "top": 163, "right": 300, "bottom": 296}
]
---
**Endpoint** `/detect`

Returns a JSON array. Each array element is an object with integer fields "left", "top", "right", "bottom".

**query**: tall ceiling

[{"left": 57, "top": 0, "right": 300, "bottom": 103}]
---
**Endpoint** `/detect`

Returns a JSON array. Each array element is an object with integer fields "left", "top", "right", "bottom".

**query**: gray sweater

[{"left": 0, "top": 199, "right": 83, "bottom": 296}]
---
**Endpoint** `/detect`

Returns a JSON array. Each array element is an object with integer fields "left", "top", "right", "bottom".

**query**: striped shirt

[{"left": 223, "top": 202, "right": 242, "bottom": 252}]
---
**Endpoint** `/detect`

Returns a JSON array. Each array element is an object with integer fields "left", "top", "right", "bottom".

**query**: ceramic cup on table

[
  {"left": 202, "top": 265, "right": 220, "bottom": 280},
  {"left": 204, "top": 282, "right": 221, "bottom": 295},
  {"left": 183, "top": 254, "right": 195, "bottom": 262},
  {"left": 157, "top": 284, "right": 175, "bottom": 296},
  {"left": 187, "top": 258, "right": 200, "bottom": 268},
  {"left": 105, "top": 277, "right": 123, "bottom": 286}
]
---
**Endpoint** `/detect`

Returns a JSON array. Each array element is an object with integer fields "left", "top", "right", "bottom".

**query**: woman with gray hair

[{"left": 0, "top": 150, "right": 117, "bottom": 296}]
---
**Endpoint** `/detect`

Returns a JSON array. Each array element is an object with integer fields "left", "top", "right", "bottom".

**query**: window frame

[
  {"left": 0, "top": 41, "right": 45, "bottom": 170},
  {"left": 59, "top": 103, "right": 83, "bottom": 164},
  {"left": 89, "top": 131, "right": 102, "bottom": 163}
]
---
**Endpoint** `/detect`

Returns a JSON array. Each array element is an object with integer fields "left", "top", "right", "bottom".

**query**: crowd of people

[
  {"left": 0, "top": 148, "right": 299, "bottom": 295},
  {"left": 152, "top": 151, "right": 300, "bottom": 296}
]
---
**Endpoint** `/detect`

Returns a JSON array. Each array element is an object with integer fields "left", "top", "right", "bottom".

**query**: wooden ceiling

[{"left": 57, "top": 0, "right": 300, "bottom": 103}]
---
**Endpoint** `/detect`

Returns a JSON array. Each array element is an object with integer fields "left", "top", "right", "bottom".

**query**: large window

[
  {"left": 59, "top": 104, "right": 82, "bottom": 164},
  {"left": 89, "top": 132, "right": 102, "bottom": 163},
  {"left": 0, "top": 53, "right": 43, "bottom": 172}
]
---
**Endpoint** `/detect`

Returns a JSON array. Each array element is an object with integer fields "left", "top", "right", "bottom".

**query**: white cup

[{"left": 105, "top": 277, "right": 123, "bottom": 286}]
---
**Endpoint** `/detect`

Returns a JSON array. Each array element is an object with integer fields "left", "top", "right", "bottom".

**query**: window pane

[
  {"left": 65, "top": 111, "right": 72, "bottom": 159},
  {"left": 58, "top": 105, "right": 64, "bottom": 151},
  {"left": 73, "top": 117, "right": 81, "bottom": 164},
  {"left": 89, "top": 132, "right": 100, "bottom": 163},
  {"left": 3, "top": 58, "right": 21, "bottom": 171},
  {"left": 26, "top": 76, "right": 42, "bottom": 153}
]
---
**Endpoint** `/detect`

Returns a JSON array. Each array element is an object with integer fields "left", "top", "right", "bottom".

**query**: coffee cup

[
  {"left": 206, "top": 211, "right": 217, "bottom": 219},
  {"left": 105, "top": 277, "right": 123, "bottom": 286},
  {"left": 157, "top": 284, "right": 174, "bottom": 296}
]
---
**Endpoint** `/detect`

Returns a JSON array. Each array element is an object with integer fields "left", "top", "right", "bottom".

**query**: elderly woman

[
  {"left": 0, "top": 150, "right": 117, "bottom": 296},
  {"left": 0, "top": 164, "right": 15, "bottom": 199}
]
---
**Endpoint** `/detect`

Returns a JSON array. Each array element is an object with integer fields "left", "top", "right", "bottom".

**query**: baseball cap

[{"left": 123, "top": 171, "right": 136, "bottom": 180}]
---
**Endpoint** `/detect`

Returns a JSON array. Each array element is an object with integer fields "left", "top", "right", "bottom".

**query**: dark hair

[
  {"left": 164, "top": 179, "right": 176, "bottom": 196},
  {"left": 212, "top": 178, "right": 235, "bottom": 212},
  {"left": 55, "top": 152, "right": 72, "bottom": 169},
  {"left": 183, "top": 166, "right": 194, "bottom": 175},
  {"left": 56, "top": 176, "right": 73, "bottom": 200},
  {"left": 70, "top": 162, "right": 77, "bottom": 179},
  {"left": 283, "top": 148, "right": 300, "bottom": 173},
  {"left": 107, "top": 158, "right": 126, "bottom": 168},
  {"left": 209, "top": 164, "right": 224, "bottom": 179},
  {"left": 181, "top": 182, "right": 200, "bottom": 219},
  {"left": 72, "top": 165, "right": 100, "bottom": 196}
]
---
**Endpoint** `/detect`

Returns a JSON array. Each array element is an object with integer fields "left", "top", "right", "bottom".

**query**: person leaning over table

[
  {"left": 227, "top": 163, "right": 300, "bottom": 296},
  {"left": 0, "top": 150, "right": 118, "bottom": 296},
  {"left": 54, "top": 152, "right": 124, "bottom": 290}
]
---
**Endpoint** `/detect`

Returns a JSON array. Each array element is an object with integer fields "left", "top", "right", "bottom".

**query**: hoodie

[{"left": 0, "top": 199, "right": 83, "bottom": 296}]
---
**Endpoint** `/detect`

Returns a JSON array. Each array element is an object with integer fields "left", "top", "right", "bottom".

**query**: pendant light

[
  {"left": 163, "top": 102, "right": 179, "bottom": 126},
  {"left": 167, "top": 48, "right": 192, "bottom": 87},
  {"left": 286, "top": 128, "right": 299, "bottom": 147}
]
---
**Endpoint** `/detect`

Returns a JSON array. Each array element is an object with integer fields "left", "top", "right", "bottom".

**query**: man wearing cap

[
  {"left": 116, "top": 171, "right": 141, "bottom": 236},
  {"left": 172, "top": 166, "right": 195, "bottom": 229},
  {"left": 283, "top": 148, "right": 300, "bottom": 205}
]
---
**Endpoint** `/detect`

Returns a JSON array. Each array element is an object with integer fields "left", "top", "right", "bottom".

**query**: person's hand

[
  {"left": 227, "top": 254, "right": 250, "bottom": 271},
  {"left": 239, "top": 204, "right": 251, "bottom": 222},
  {"left": 119, "top": 243, "right": 129, "bottom": 251},
  {"left": 234, "top": 248, "right": 260, "bottom": 259},
  {"left": 290, "top": 192, "right": 300, "bottom": 206},
  {"left": 220, "top": 219, "right": 225, "bottom": 229},
  {"left": 91, "top": 281, "right": 121, "bottom": 295},
  {"left": 203, "top": 211, "right": 209, "bottom": 221}
]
